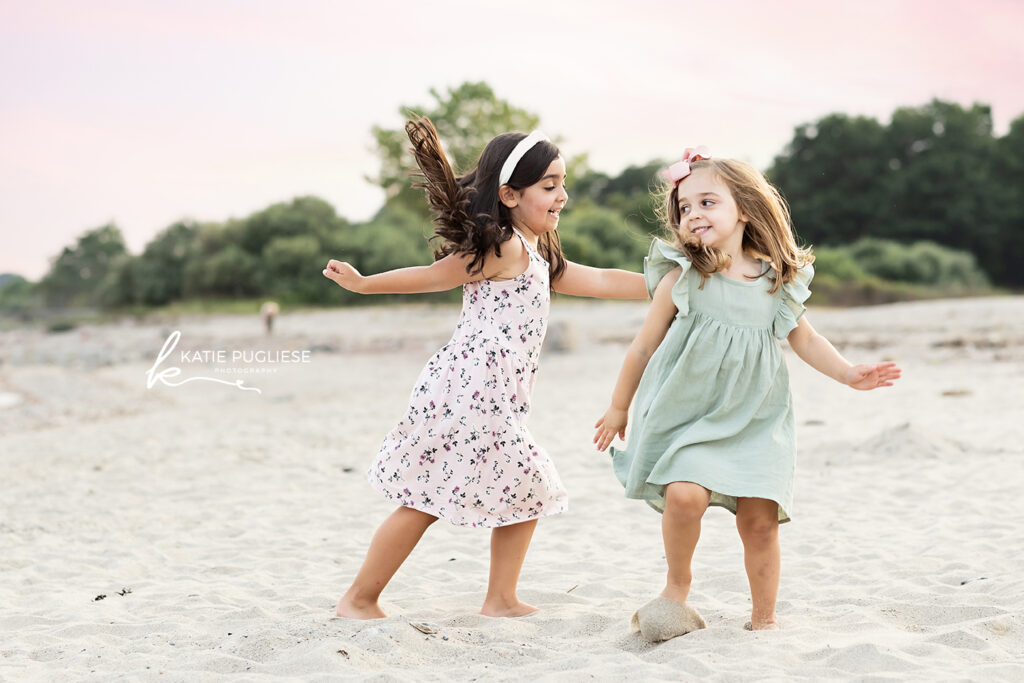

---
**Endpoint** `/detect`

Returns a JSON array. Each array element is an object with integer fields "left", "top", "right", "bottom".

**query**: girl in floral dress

[{"left": 323, "top": 118, "right": 647, "bottom": 619}]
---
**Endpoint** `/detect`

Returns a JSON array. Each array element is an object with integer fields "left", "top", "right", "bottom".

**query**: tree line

[{"left": 1, "top": 83, "right": 1015, "bottom": 318}]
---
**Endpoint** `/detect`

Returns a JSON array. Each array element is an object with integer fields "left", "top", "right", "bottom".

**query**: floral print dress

[{"left": 367, "top": 228, "right": 569, "bottom": 527}]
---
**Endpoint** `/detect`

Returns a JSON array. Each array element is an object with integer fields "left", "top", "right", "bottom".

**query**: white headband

[{"left": 498, "top": 130, "right": 550, "bottom": 186}]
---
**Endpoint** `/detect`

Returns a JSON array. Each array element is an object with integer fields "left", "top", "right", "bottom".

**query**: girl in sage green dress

[{"left": 593, "top": 148, "right": 901, "bottom": 640}]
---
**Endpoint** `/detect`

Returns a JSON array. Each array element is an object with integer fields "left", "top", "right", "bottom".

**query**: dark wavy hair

[{"left": 405, "top": 117, "right": 567, "bottom": 284}]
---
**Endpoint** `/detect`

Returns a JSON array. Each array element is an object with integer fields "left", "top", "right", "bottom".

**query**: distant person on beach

[
  {"left": 323, "top": 117, "right": 647, "bottom": 619},
  {"left": 594, "top": 148, "right": 901, "bottom": 640},
  {"left": 260, "top": 301, "right": 279, "bottom": 335}
]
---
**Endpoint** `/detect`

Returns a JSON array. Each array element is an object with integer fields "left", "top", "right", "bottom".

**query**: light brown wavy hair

[{"left": 658, "top": 158, "right": 813, "bottom": 294}]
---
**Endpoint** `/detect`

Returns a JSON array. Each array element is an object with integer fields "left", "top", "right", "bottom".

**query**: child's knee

[
  {"left": 736, "top": 512, "right": 778, "bottom": 546},
  {"left": 397, "top": 506, "right": 440, "bottom": 527},
  {"left": 663, "top": 482, "right": 709, "bottom": 521}
]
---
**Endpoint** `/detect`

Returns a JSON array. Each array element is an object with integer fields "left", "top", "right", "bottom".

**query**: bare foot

[
  {"left": 743, "top": 619, "right": 779, "bottom": 631},
  {"left": 660, "top": 585, "right": 691, "bottom": 604},
  {"left": 336, "top": 594, "right": 387, "bottom": 619},
  {"left": 480, "top": 600, "right": 538, "bottom": 617}
]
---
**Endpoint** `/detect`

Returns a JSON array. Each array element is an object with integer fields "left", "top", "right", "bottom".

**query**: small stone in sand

[{"left": 631, "top": 597, "right": 707, "bottom": 642}]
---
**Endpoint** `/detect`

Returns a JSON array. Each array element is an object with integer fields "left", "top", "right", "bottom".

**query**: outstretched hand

[
  {"left": 322, "top": 260, "right": 364, "bottom": 293},
  {"left": 844, "top": 362, "right": 901, "bottom": 390},
  {"left": 594, "top": 407, "right": 628, "bottom": 452}
]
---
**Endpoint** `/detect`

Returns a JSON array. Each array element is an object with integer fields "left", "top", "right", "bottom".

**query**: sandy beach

[{"left": 1, "top": 296, "right": 1022, "bottom": 681}]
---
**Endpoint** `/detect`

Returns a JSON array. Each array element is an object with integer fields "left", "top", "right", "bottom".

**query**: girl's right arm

[
  {"left": 322, "top": 251, "right": 487, "bottom": 294},
  {"left": 594, "top": 267, "right": 681, "bottom": 452}
]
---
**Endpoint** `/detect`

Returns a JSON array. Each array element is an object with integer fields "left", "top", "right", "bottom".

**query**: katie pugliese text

[{"left": 179, "top": 349, "right": 312, "bottom": 364}]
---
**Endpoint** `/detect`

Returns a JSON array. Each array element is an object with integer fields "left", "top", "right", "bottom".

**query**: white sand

[{"left": 1, "top": 297, "right": 1023, "bottom": 681}]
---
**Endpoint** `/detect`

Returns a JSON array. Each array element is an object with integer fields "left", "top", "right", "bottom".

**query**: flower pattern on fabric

[{"left": 367, "top": 229, "right": 569, "bottom": 527}]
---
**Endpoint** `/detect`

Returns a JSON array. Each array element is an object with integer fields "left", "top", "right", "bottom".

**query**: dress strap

[
  {"left": 510, "top": 227, "right": 536, "bottom": 255},
  {"left": 509, "top": 226, "right": 551, "bottom": 268}
]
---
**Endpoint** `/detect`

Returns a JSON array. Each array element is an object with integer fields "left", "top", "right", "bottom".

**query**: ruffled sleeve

[
  {"left": 644, "top": 238, "right": 693, "bottom": 316},
  {"left": 773, "top": 263, "right": 814, "bottom": 339}
]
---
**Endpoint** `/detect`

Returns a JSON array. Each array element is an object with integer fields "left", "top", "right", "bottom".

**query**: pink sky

[{"left": 2, "top": 0, "right": 1022, "bottom": 279}]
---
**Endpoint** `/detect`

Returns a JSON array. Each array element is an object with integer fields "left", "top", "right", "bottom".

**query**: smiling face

[
  {"left": 674, "top": 167, "right": 748, "bottom": 254},
  {"left": 502, "top": 157, "right": 568, "bottom": 239}
]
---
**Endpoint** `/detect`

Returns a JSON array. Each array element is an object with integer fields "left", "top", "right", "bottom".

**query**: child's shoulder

[
  {"left": 765, "top": 259, "right": 815, "bottom": 291},
  {"left": 480, "top": 230, "right": 529, "bottom": 280},
  {"left": 647, "top": 237, "right": 692, "bottom": 263},
  {"left": 646, "top": 238, "right": 694, "bottom": 274},
  {"left": 644, "top": 238, "right": 693, "bottom": 299}
]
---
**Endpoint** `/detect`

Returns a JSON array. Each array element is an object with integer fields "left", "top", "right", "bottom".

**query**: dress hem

[
  {"left": 367, "top": 474, "right": 569, "bottom": 529},
  {"left": 622, "top": 478, "right": 792, "bottom": 523}
]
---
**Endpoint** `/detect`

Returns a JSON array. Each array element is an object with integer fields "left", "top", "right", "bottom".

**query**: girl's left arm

[
  {"left": 787, "top": 316, "right": 901, "bottom": 390},
  {"left": 552, "top": 260, "right": 648, "bottom": 299}
]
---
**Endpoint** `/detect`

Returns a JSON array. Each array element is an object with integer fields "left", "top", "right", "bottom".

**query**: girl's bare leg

[
  {"left": 336, "top": 506, "right": 438, "bottom": 619},
  {"left": 661, "top": 482, "right": 710, "bottom": 604},
  {"left": 735, "top": 497, "right": 781, "bottom": 630},
  {"left": 481, "top": 519, "right": 539, "bottom": 617}
]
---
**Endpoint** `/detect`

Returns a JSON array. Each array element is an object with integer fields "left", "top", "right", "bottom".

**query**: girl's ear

[
  {"left": 498, "top": 185, "right": 519, "bottom": 209},
  {"left": 734, "top": 197, "right": 749, "bottom": 223}
]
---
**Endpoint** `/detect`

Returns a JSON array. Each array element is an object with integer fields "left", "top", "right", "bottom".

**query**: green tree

[
  {"left": 770, "top": 100, "right": 1016, "bottom": 287},
  {"left": 240, "top": 196, "right": 343, "bottom": 256},
  {"left": 574, "top": 160, "right": 664, "bottom": 229},
  {"left": 841, "top": 238, "right": 988, "bottom": 288},
  {"left": 0, "top": 275, "right": 39, "bottom": 319},
  {"left": 575, "top": 160, "right": 664, "bottom": 203},
  {"left": 187, "top": 245, "right": 260, "bottom": 297},
  {"left": 135, "top": 221, "right": 198, "bottom": 305},
  {"left": 341, "top": 209, "right": 433, "bottom": 276},
  {"left": 39, "top": 224, "right": 128, "bottom": 307},
  {"left": 183, "top": 221, "right": 241, "bottom": 298},
  {"left": 0, "top": 273, "right": 23, "bottom": 289},
  {"left": 262, "top": 234, "right": 329, "bottom": 303},
  {"left": 95, "top": 253, "right": 141, "bottom": 308},
  {"left": 990, "top": 113, "right": 1024, "bottom": 285},
  {"left": 558, "top": 201, "right": 651, "bottom": 270},
  {"left": 884, "top": 100, "right": 996, "bottom": 250},
  {"left": 767, "top": 114, "right": 890, "bottom": 246}
]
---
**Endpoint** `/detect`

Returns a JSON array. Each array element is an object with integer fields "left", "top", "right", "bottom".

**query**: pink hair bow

[{"left": 663, "top": 146, "right": 712, "bottom": 186}]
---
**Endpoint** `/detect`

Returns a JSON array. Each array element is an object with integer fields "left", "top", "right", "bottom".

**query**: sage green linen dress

[{"left": 609, "top": 239, "right": 814, "bottom": 523}]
